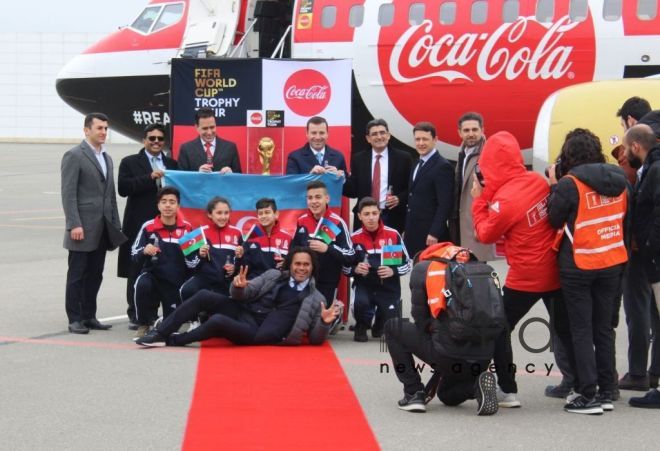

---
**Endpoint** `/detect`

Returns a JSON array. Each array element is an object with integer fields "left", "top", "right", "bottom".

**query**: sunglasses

[{"left": 147, "top": 136, "right": 165, "bottom": 142}]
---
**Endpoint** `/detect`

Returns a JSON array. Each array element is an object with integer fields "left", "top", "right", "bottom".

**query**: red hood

[{"left": 480, "top": 131, "right": 526, "bottom": 201}]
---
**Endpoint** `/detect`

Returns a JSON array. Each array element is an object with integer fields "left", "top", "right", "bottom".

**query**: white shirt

[
  {"left": 87, "top": 140, "right": 107, "bottom": 178},
  {"left": 462, "top": 146, "right": 477, "bottom": 180},
  {"left": 289, "top": 277, "right": 310, "bottom": 291},
  {"left": 371, "top": 148, "right": 389, "bottom": 208}
]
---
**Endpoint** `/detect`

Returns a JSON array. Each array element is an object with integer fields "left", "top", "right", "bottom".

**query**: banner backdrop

[
  {"left": 163, "top": 171, "right": 344, "bottom": 237},
  {"left": 170, "top": 58, "right": 352, "bottom": 174}
]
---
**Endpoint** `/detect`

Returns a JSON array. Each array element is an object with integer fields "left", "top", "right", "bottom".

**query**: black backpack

[{"left": 434, "top": 256, "right": 507, "bottom": 343}]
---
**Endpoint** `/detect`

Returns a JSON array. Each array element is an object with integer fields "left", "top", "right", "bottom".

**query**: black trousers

[
  {"left": 493, "top": 287, "right": 575, "bottom": 394},
  {"left": 133, "top": 272, "right": 181, "bottom": 325},
  {"left": 623, "top": 252, "right": 660, "bottom": 377},
  {"left": 179, "top": 275, "right": 228, "bottom": 302},
  {"left": 65, "top": 229, "right": 108, "bottom": 323},
  {"left": 316, "top": 281, "right": 337, "bottom": 308},
  {"left": 125, "top": 275, "right": 137, "bottom": 322},
  {"left": 561, "top": 268, "right": 622, "bottom": 398},
  {"left": 353, "top": 283, "right": 400, "bottom": 327},
  {"left": 384, "top": 318, "right": 488, "bottom": 405}
]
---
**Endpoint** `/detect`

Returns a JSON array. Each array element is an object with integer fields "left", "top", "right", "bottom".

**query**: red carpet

[{"left": 183, "top": 340, "right": 380, "bottom": 450}]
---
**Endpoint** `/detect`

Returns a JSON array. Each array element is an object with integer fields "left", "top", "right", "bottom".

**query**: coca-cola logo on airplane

[
  {"left": 284, "top": 69, "right": 331, "bottom": 116},
  {"left": 378, "top": 13, "right": 595, "bottom": 149}
]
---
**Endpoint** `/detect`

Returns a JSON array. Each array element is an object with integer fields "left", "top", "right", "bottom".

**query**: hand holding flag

[
  {"left": 312, "top": 217, "right": 341, "bottom": 245},
  {"left": 179, "top": 227, "right": 207, "bottom": 256}
]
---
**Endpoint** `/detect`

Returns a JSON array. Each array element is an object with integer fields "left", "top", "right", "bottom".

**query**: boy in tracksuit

[
  {"left": 132, "top": 187, "right": 192, "bottom": 333},
  {"left": 239, "top": 198, "right": 293, "bottom": 279},
  {"left": 292, "top": 180, "right": 354, "bottom": 306},
  {"left": 344, "top": 197, "right": 411, "bottom": 342}
]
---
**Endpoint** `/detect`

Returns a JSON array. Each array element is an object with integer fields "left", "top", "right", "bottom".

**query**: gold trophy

[{"left": 257, "top": 137, "right": 275, "bottom": 175}]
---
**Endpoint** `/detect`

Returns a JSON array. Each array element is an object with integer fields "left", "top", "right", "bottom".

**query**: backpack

[{"left": 420, "top": 243, "right": 507, "bottom": 343}]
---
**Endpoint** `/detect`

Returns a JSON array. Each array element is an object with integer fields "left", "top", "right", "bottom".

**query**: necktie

[
  {"left": 413, "top": 159, "right": 424, "bottom": 181},
  {"left": 316, "top": 152, "right": 324, "bottom": 166},
  {"left": 204, "top": 142, "right": 213, "bottom": 166},
  {"left": 372, "top": 154, "right": 381, "bottom": 202},
  {"left": 152, "top": 156, "right": 162, "bottom": 188}
]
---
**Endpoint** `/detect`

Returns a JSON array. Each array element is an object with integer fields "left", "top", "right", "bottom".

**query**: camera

[{"left": 544, "top": 158, "right": 562, "bottom": 180}]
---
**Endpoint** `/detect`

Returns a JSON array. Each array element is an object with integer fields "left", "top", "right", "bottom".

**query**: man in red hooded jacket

[{"left": 470, "top": 131, "right": 575, "bottom": 408}]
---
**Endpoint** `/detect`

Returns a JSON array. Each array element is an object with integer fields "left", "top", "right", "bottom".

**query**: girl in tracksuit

[{"left": 180, "top": 196, "right": 243, "bottom": 300}]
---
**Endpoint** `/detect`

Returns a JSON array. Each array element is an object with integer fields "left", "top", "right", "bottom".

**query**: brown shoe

[
  {"left": 618, "top": 372, "right": 649, "bottom": 391},
  {"left": 135, "top": 325, "right": 150, "bottom": 338}
]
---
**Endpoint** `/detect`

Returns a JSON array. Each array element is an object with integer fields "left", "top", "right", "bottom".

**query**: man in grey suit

[
  {"left": 61, "top": 112, "right": 126, "bottom": 334},
  {"left": 177, "top": 107, "right": 242, "bottom": 173}
]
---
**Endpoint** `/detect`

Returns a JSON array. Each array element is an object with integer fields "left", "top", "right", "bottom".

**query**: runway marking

[
  {"left": 0, "top": 335, "right": 195, "bottom": 353},
  {"left": 99, "top": 314, "right": 128, "bottom": 322},
  {"left": 11, "top": 216, "right": 64, "bottom": 221},
  {"left": 42, "top": 191, "right": 59, "bottom": 195}
]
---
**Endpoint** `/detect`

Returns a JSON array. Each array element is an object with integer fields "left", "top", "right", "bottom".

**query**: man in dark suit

[
  {"left": 343, "top": 119, "right": 412, "bottom": 233},
  {"left": 61, "top": 112, "right": 126, "bottom": 334},
  {"left": 118, "top": 123, "right": 178, "bottom": 329},
  {"left": 286, "top": 116, "right": 347, "bottom": 177},
  {"left": 404, "top": 122, "right": 454, "bottom": 258},
  {"left": 177, "top": 107, "right": 242, "bottom": 173}
]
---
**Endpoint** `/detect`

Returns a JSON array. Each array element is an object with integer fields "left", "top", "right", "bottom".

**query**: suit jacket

[
  {"left": 285, "top": 144, "right": 347, "bottom": 174},
  {"left": 404, "top": 151, "right": 454, "bottom": 258},
  {"left": 177, "top": 137, "right": 242, "bottom": 173},
  {"left": 116, "top": 148, "right": 178, "bottom": 278},
  {"left": 343, "top": 147, "right": 413, "bottom": 232},
  {"left": 449, "top": 139, "right": 496, "bottom": 260},
  {"left": 61, "top": 140, "right": 126, "bottom": 252}
]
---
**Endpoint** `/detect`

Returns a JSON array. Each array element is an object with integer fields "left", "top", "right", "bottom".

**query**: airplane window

[
  {"left": 439, "top": 2, "right": 457, "bottom": 25},
  {"left": 638, "top": 0, "right": 658, "bottom": 19},
  {"left": 502, "top": 0, "right": 520, "bottom": 23},
  {"left": 378, "top": 3, "right": 394, "bottom": 27},
  {"left": 569, "top": 0, "right": 588, "bottom": 22},
  {"left": 321, "top": 5, "right": 337, "bottom": 28},
  {"left": 471, "top": 1, "right": 488, "bottom": 24},
  {"left": 349, "top": 5, "right": 364, "bottom": 28},
  {"left": 152, "top": 3, "right": 184, "bottom": 32},
  {"left": 409, "top": 3, "right": 426, "bottom": 25},
  {"left": 130, "top": 5, "right": 162, "bottom": 33},
  {"left": 603, "top": 0, "right": 622, "bottom": 20},
  {"left": 536, "top": 0, "right": 554, "bottom": 22}
]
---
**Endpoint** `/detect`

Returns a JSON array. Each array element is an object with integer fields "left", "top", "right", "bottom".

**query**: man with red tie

[{"left": 177, "top": 107, "right": 242, "bottom": 174}]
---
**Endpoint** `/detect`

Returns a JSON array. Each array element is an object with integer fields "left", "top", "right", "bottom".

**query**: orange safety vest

[
  {"left": 553, "top": 175, "right": 628, "bottom": 270},
  {"left": 419, "top": 243, "right": 470, "bottom": 318}
]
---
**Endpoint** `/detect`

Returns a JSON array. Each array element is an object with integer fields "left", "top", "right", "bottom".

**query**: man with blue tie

[
  {"left": 404, "top": 122, "right": 454, "bottom": 258},
  {"left": 118, "top": 123, "right": 178, "bottom": 329},
  {"left": 286, "top": 116, "right": 347, "bottom": 177}
]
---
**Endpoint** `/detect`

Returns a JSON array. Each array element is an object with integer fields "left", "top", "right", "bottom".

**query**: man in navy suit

[
  {"left": 118, "top": 123, "right": 178, "bottom": 329},
  {"left": 177, "top": 107, "right": 242, "bottom": 174},
  {"left": 343, "top": 118, "right": 412, "bottom": 233},
  {"left": 286, "top": 116, "right": 347, "bottom": 177},
  {"left": 404, "top": 122, "right": 454, "bottom": 258}
]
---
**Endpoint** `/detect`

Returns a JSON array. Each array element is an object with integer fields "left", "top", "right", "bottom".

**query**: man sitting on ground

[{"left": 136, "top": 247, "right": 341, "bottom": 347}]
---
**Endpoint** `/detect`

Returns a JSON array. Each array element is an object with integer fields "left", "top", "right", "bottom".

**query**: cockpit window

[
  {"left": 130, "top": 2, "right": 184, "bottom": 34},
  {"left": 153, "top": 3, "right": 185, "bottom": 32},
  {"left": 131, "top": 6, "right": 162, "bottom": 33}
]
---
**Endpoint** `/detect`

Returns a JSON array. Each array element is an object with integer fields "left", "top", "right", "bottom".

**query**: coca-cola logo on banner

[
  {"left": 378, "top": 11, "right": 595, "bottom": 149},
  {"left": 284, "top": 69, "right": 332, "bottom": 116},
  {"left": 250, "top": 111, "right": 263, "bottom": 125}
]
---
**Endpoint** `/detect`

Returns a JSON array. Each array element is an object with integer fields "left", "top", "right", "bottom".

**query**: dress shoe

[
  {"left": 618, "top": 372, "right": 649, "bottom": 391},
  {"left": 68, "top": 321, "right": 90, "bottom": 334},
  {"left": 83, "top": 318, "right": 112, "bottom": 330}
]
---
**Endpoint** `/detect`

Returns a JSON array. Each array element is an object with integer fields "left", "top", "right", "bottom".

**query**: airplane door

[{"left": 180, "top": 0, "right": 242, "bottom": 57}]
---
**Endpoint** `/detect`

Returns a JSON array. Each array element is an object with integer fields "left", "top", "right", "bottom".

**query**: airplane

[{"left": 56, "top": 0, "right": 660, "bottom": 163}]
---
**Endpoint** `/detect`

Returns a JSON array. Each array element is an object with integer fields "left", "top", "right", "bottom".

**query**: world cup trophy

[{"left": 257, "top": 137, "right": 275, "bottom": 175}]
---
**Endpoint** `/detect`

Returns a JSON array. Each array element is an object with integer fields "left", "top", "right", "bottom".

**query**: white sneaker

[{"left": 497, "top": 388, "right": 521, "bottom": 408}]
